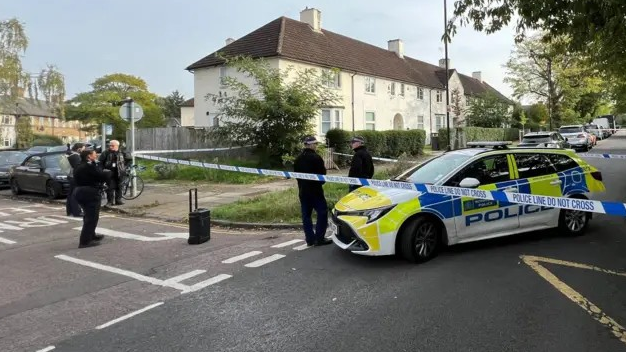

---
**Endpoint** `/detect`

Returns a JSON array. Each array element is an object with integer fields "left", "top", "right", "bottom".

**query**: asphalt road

[{"left": 3, "top": 133, "right": 626, "bottom": 352}]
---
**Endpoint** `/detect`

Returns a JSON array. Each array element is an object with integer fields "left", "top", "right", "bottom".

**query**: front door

[{"left": 446, "top": 154, "right": 520, "bottom": 240}]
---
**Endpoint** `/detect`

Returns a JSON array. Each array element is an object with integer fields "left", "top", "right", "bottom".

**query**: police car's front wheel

[
  {"left": 400, "top": 217, "right": 441, "bottom": 263},
  {"left": 558, "top": 208, "right": 589, "bottom": 236}
]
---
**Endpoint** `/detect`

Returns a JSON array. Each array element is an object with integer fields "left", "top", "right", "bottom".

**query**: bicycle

[{"left": 121, "top": 164, "right": 146, "bottom": 200}]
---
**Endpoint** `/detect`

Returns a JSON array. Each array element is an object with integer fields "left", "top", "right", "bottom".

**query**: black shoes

[
  {"left": 306, "top": 238, "right": 333, "bottom": 247},
  {"left": 93, "top": 235, "right": 104, "bottom": 241},
  {"left": 78, "top": 241, "right": 101, "bottom": 248},
  {"left": 115, "top": 200, "right": 125, "bottom": 205}
]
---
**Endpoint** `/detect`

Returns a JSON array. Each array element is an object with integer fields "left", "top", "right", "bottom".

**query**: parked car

[
  {"left": 584, "top": 123, "right": 603, "bottom": 142},
  {"left": 583, "top": 126, "right": 597, "bottom": 146},
  {"left": 518, "top": 132, "right": 570, "bottom": 149},
  {"left": 9, "top": 151, "right": 72, "bottom": 199},
  {"left": 26, "top": 145, "right": 67, "bottom": 154},
  {"left": 557, "top": 125, "right": 593, "bottom": 151},
  {"left": 0, "top": 150, "right": 29, "bottom": 188}
]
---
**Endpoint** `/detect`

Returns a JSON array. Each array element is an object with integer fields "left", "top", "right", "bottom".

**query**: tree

[
  {"left": 0, "top": 18, "right": 29, "bottom": 107},
  {"left": 465, "top": 91, "right": 510, "bottom": 128},
  {"left": 35, "top": 64, "right": 66, "bottom": 117},
  {"left": 446, "top": 0, "right": 626, "bottom": 82},
  {"left": 450, "top": 88, "right": 465, "bottom": 127},
  {"left": 208, "top": 56, "right": 341, "bottom": 167},
  {"left": 66, "top": 73, "right": 165, "bottom": 141},
  {"left": 527, "top": 103, "right": 549, "bottom": 130},
  {"left": 15, "top": 117, "right": 33, "bottom": 148},
  {"left": 157, "top": 90, "right": 185, "bottom": 119}
]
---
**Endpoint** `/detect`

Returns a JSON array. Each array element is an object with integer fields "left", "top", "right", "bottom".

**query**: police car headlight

[{"left": 357, "top": 205, "right": 396, "bottom": 223}]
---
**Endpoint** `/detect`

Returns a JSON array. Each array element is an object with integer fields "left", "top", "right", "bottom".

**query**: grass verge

[{"left": 212, "top": 170, "right": 392, "bottom": 223}]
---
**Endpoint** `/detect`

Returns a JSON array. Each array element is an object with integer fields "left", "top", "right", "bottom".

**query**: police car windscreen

[
  {"left": 521, "top": 136, "right": 551, "bottom": 144},
  {"left": 397, "top": 152, "right": 472, "bottom": 184}
]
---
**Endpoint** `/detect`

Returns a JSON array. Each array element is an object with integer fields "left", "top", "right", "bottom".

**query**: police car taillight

[{"left": 591, "top": 171, "right": 602, "bottom": 181}]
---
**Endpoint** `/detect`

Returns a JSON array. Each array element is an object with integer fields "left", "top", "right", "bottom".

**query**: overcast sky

[{"left": 4, "top": 0, "right": 517, "bottom": 100}]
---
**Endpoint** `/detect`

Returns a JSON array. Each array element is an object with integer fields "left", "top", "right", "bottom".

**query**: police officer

[
  {"left": 66, "top": 143, "right": 85, "bottom": 217},
  {"left": 348, "top": 136, "right": 374, "bottom": 192},
  {"left": 99, "top": 140, "right": 131, "bottom": 206},
  {"left": 73, "top": 149, "right": 111, "bottom": 248},
  {"left": 293, "top": 136, "right": 332, "bottom": 247}
]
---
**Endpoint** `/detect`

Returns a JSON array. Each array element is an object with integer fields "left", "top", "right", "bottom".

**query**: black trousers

[
  {"left": 106, "top": 174, "right": 123, "bottom": 203},
  {"left": 74, "top": 186, "right": 101, "bottom": 245},
  {"left": 65, "top": 178, "right": 82, "bottom": 216},
  {"left": 299, "top": 193, "right": 328, "bottom": 245}
]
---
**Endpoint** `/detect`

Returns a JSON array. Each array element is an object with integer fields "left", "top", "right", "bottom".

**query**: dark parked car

[
  {"left": 26, "top": 145, "right": 67, "bottom": 154},
  {"left": 518, "top": 132, "right": 571, "bottom": 149},
  {"left": 9, "top": 151, "right": 72, "bottom": 199},
  {"left": 0, "top": 150, "right": 29, "bottom": 187}
]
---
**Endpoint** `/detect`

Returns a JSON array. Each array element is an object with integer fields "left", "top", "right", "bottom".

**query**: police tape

[
  {"left": 137, "top": 154, "right": 626, "bottom": 217},
  {"left": 579, "top": 153, "right": 626, "bottom": 160}
]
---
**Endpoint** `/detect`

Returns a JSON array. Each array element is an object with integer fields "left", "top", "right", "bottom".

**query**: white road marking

[
  {"left": 0, "top": 236, "right": 16, "bottom": 244},
  {"left": 72, "top": 227, "right": 175, "bottom": 242},
  {"left": 35, "top": 346, "right": 55, "bottom": 352},
  {"left": 96, "top": 302, "right": 164, "bottom": 330},
  {"left": 163, "top": 270, "right": 206, "bottom": 284},
  {"left": 155, "top": 232, "right": 188, "bottom": 239},
  {"left": 244, "top": 254, "right": 286, "bottom": 268},
  {"left": 222, "top": 251, "right": 262, "bottom": 264},
  {"left": 54, "top": 255, "right": 187, "bottom": 291},
  {"left": 271, "top": 239, "right": 304, "bottom": 248},
  {"left": 183, "top": 274, "right": 233, "bottom": 293},
  {"left": 293, "top": 243, "right": 311, "bottom": 251}
]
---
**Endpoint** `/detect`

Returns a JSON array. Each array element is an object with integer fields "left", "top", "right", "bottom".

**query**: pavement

[{"left": 1, "top": 134, "right": 626, "bottom": 352}]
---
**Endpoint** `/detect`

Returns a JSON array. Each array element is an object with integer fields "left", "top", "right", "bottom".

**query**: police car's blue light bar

[{"left": 137, "top": 154, "right": 626, "bottom": 217}]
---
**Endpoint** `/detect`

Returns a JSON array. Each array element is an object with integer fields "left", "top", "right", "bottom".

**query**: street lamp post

[
  {"left": 444, "top": 0, "right": 451, "bottom": 150},
  {"left": 14, "top": 102, "right": 19, "bottom": 148}
]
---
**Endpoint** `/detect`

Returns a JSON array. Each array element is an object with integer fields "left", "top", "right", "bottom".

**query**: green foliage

[
  {"left": 324, "top": 129, "right": 426, "bottom": 158},
  {"left": 35, "top": 64, "right": 66, "bottom": 117},
  {"left": 208, "top": 55, "right": 341, "bottom": 167},
  {"left": 438, "top": 127, "right": 519, "bottom": 149},
  {"left": 32, "top": 134, "right": 63, "bottom": 146},
  {"left": 447, "top": 0, "right": 626, "bottom": 85},
  {"left": 15, "top": 117, "right": 33, "bottom": 148},
  {"left": 0, "top": 18, "right": 29, "bottom": 110},
  {"left": 156, "top": 90, "right": 185, "bottom": 119},
  {"left": 466, "top": 91, "right": 512, "bottom": 128},
  {"left": 66, "top": 73, "right": 165, "bottom": 141}
]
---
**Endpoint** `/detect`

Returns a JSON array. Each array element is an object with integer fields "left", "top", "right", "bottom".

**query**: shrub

[
  {"left": 153, "top": 163, "right": 178, "bottom": 179},
  {"left": 325, "top": 128, "right": 425, "bottom": 158},
  {"left": 32, "top": 134, "right": 63, "bottom": 146},
  {"left": 325, "top": 128, "right": 352, "bottom": 154}
]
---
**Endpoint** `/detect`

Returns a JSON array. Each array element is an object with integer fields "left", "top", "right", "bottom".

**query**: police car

[{"left": 329, "top": 142, "right": 605, "bottom": 263}]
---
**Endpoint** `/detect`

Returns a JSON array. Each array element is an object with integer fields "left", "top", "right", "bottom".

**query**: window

[
  {"left": 321, "top": 109, "right": 343, "bottom": 134},
  {"left": 447, "top": 155, "right": 511, "bottom": 186},
  {"left": 323, "top": 69, "right": 341, "bottom": 88},
  {"left": 514, "top": 154, "right": 557, "bottom": 179},
  {"left": 417, "top": 115, "right": 425, "bottom": 130},
  {"left": 547, "top": 154, "right": 578, "bottom": 172},
  {"left": 213, "top": 116, "right": 220, "bottom": 127},
  {"left": 436, "top": 90, "right": 443, "bottom": 103},
  {"left": 25, "top": 156, "right": 42, "bottom": 168},
  {"left": 365, "top": 111, "right": 376, "bottom": 130},
  {"left": 417, "top": 88, "right": 424, "bottom": 100},
  {"left": 400, "top": 83, "right": 405, "bottom": 97},
  {"left": 435, "top": 114, "right": 446, "bottom": 130},
  {"left": 48, "top": 118, "right": 53, "bottom": 127},
  {"left": 1, "top": 116, "right": 12, "bottom": 125},
  {"left": 219, "top": 66, "right": 227, "bottom": 86},
  {"left": 3, "top": 139, "right": 10, "bottom": 147},
  {"left": 365, "top": 77, "right": 376, "bottom": 93},
  {"left": 390, "top": 82, "right": 396, "bottom": 96},
  {"left": 39, "top": 117, "right": 44, "bottom": 126}
]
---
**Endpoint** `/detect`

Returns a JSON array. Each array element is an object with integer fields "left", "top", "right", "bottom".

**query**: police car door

[
  {"left": 446, "top": 154, "right": 519, "bottom": 240},
  {"left": 511, "top": 153, "right": 562, "bottom": 229}
]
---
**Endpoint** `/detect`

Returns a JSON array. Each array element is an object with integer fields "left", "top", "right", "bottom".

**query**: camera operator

[{"left": 73, "top": 149, "right": 111, "bottom": 248}]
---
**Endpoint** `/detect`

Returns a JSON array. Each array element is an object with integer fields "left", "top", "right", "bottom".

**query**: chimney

[
  {"left": 300, "top": 7, "right": 322, "bottom": 32},
  {"left": 225, "top": 38, "right": 235, "bottom": 45},
  {"left": 388, "top": 39, "right": 404, "bottom": 58},
  {"left": 472, "top": 71, "right": 482, "bottom": 82},
  {"left": 438, "top": 58, "right": 451, "bottom": 69}
]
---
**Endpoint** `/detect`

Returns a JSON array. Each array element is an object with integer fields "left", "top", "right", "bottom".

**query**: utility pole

[
  {"left": 443, "top": 0, "right": 451, "bottom": 150},
  {"left": 547, "top": 57, "right": 553, "bottom": 131},
  {"left": 14, "top": 102, "right": 19, "bottom": 148}
]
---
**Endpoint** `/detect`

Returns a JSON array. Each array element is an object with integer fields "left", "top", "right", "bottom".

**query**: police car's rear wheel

[
  {"left": 559, "top": 209, "right": 589, "bottom": 236},
  {"left": 400, "top": 217, "right": 440, "bottom": 263}
]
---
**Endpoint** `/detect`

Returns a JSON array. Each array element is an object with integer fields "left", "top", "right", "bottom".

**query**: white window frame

[
  {"left": 435, "top": 114, "right": 446, "bottom": 130},
  {"left": 436, "top": 90, "right": 443, "bottom": 103},
  {"left": 333, "top": 110, "right": 342, "bottom": 130},
  {"left": 417, "top": 88, "right": 424, "bottom": 100},
  {"left": 417, "top": 115, "right": 425, "bottom": 130},
  {"left": 390, "top": 82, "right": 396, "bottom": 96},
  {"left": 365, "top": 77, "right": 376, "bottom": 94},
  {"left": 219, "top": 66, "right": 227, "bottom": 86},
  {"left": 321, "top": 108, "right": 343, "bottom": 134},
  {"left": 323, "top": 69, "right": 341, "bottom": 89},
  {"left": 400, "top": 83, "right": 405, "bottom": 97},
  {"left": 39, "top": 117, "right": 44, "bottom": 125},
  {"left": 3, "top": 138, "right": 10, "bottom": 147},
  {"left": 365, "top": 111, "right": 376, "bottom": 131}
]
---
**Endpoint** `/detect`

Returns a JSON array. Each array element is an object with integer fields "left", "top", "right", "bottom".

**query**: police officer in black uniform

[
  {"left": 99, "top": 140, "right": 131, "bottom": 206},
  {"left": 293, "top": 136, "right": 332, "bottom": 247},
  {"left": 73, "top": 149, "right": 111, "bottom": 248},
  {"left": 66, "top": 143, "right": 84, "bottom": 217},
  {"left": 348, "top": 136, "right": 374, "bottom": 192}
]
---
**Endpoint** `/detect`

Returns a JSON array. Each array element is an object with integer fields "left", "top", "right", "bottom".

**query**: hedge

[
  {"left": 437, "top": 127, "right": 519, "bottom": 149},
  {"left": 32, "top": 134, "right": 64, "bottom": 146},
  {"left": 325, "top": 128, "right": 426, "bottom": 158}
]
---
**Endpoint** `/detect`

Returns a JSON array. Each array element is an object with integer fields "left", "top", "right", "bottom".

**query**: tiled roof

[
  {"left": 179, "top": 98, "right": 194, "bottom": 107},
  {"left": 187, "top": 16, "right": 509, "bottom": 100},
  {"left": 0, "top": 96, "right": 57, "bottom": 117}
]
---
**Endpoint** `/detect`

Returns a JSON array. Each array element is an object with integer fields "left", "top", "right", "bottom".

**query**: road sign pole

[
  {"left": 101, "top": 123, "right": 106, "bottom": 152},
  {"left": 128, "top": 98, "right": 137, "bottom": 198}
]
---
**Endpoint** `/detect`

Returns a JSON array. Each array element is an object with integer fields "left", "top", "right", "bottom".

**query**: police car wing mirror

[{"left": 459, "top": 177, "right": 481, "bottom": 189}]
